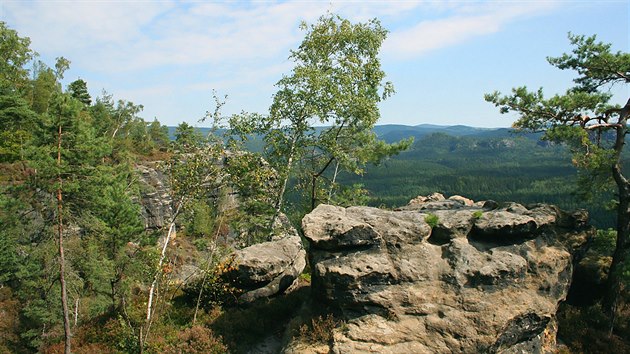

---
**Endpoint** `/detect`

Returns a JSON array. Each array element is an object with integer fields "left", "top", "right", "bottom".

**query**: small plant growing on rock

[
  {"left": 473, "top": 210, "right": 484, "bottom": 219},
  {"left": 425, "top": 213, "right": 439, "bottom": 228},
  {"left": 298, "top": 314, "right": 338, "bottom": 344},
  {"left": 299, "top": 272, "right": 312, "bottom": 284}
]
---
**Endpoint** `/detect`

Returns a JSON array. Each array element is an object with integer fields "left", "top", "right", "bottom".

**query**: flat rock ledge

[{"left": 290, "top": 195, "right": 591, "bottom": 353}]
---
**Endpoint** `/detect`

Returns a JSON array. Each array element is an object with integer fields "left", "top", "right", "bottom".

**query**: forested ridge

[
  {"left": 345, "top": 130, "right": 621, "bottom": 229},
  {"left": 190, "top": 123, "right": 617, "bottom": 229}
]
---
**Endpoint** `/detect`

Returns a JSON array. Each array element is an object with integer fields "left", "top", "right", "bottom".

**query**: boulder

[
  {"left": 429, "top": 209, "right": 478, "bottom": 243},
  {"left": 399, "top": 193, "right": 473, "bottom": 211},
  {"left": 408, "top": 192, "right": 446, "bottom": 206},
  {"left": 224, "top": 234, "right": 307, "bottom": 303},
  {"left": 449, "top": 195, "right": 475, "bottom": 206},
  {"left": 472, "top": 210, "right": 537, "bottom": 238},
  {"left": 292, "top": 197, "right": 592, "bottom": 353}
]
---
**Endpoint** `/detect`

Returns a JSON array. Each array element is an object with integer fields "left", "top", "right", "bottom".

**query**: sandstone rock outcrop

[
  {"left": 224, "top": 223, "right": 307, "bottom": 303},
  {"left": 135, "top": 157, "right": 256, "bottom": 235},
  {"left": 295, "top": 196, "right": 591, "bottom": 353},
  {"left": 136, "top": 163, "right": 173, "bottom": 231}
]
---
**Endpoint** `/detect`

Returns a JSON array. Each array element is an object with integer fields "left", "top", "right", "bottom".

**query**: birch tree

[
  {"left": 140, "top": 125, "right": 224, "bottom": 351},
  {"left": 258, "top": 13, "right": 412, "bottom": 222}
]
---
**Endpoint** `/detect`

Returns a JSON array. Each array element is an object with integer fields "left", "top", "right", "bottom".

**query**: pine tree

[
  {"left": 486, "top": 33, "right": 630, "bottom": 334},
  {"left": 67, "top": 79, "right": 91, "bottom": 106}
]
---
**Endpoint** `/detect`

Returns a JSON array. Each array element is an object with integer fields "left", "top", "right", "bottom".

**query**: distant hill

[
  {"left": 166, "top": 123, "right": 547, "bottom": 149},
  {"left": 167, "top": 126, "right": 218, "bottom": 140},
  {"left": 169, "top": 124, "right": 513, "bottom": 141},
  {"left": 373, "top": 124, "right": 529, "bottom": 143},
  {"left": 165, "top": 123, "right": 620, "bottom": 228}
]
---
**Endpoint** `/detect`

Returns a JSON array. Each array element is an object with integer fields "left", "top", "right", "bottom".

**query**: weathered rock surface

[
  {"left": 224, "top": 233, "right": 307, "bottom": 303},
  {"left": 136, "top": 163, "right": 173, "bottom": 231},
  {"left": 293, "top": 196, "right": 591, "bottom": 353},
  {"left": 135, "top": 159, "right": 241, "bottom": 233}
]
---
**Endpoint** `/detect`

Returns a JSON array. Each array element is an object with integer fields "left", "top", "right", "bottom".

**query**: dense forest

[
  {"left": 0, "top": 16, "right": 409, "bottom": 353},
  {"left": 0, "top": 21, "right": 257, "bottom": 353},
  {"left": 343, "top": 128, "right": 620, "bottom": 229},
  {"left": 1, "top": 13, "right": 629, "bottom": 354}
]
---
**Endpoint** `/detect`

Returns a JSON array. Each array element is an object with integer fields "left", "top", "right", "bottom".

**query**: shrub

[
  {"left": 299, "top": 272, "right": 312, "bottom": 284},
  {"left": 163, "top": 326, "right": 228, "bottom": 354},
  {"left": 425, "top": 213, "right": 439, "bottom": 228},
  {"left": 557, "top": 303, "right": 630, "bottom": 353},
  {"left": 101, "top": 316, "right": 141, "bottom": 353},
  {"left": 182, "top": 258, "right": 242, "bottom": 310},
  {"left": 298, "top": 314, "right": 338, "bottom": 344}
]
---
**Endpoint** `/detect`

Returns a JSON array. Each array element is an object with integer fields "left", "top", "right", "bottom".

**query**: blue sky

[{"left": 1, "top": 0, "right": 628, "bottom": 128}]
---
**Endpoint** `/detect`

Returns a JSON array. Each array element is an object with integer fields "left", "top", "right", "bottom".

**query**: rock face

[
  {"left": 136, "top": 163, "right": 173, "bottom": 231},
  {"left": 135, "top": 161, "right": 239, "bottom": 233},
  {"left": 297, "top": 195, "right": 590, "bottom": 353}
]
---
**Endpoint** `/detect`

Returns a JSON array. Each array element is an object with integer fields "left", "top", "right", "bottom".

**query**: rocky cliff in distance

[
  {"left": 136, "top": 163, "right": 173, "bottom": 231},
  {"left": 288, "top": 194, "right": 591, "bottom": 353}
]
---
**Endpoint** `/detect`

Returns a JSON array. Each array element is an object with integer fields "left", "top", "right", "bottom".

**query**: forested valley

[
  {"left": 344, "top": 128, "right": 619, "bottom": 229},
  {"left": 0, "top": 21, "right": 274, "bottom": 353},
  {"left": 185, "top": 124, "right": 618, "bottom": 229},
  {"left": 1, "top": 12, "right": 629, "bottom": 354}
]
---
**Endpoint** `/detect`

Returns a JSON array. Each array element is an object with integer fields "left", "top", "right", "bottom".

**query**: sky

[{"left": 1, "top": 0, "right": 628, "bottom": 128}]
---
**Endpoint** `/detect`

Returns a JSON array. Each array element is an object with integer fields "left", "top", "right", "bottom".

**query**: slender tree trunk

[
  {"left": 193, "top": 239, "right": 218, "bottom": 325},
  {"left": 57, "top": 124, "right": 72, "bottom": 354},
  {"left": 142, "top": 199, "right": 184, "bottom": 349},
  {"left": 310, "top": 123, "right": 346, "bottom": 211},
  {"left": 604, "top": 99, "right": 630, "bottom": 336},
  {"left": 327, "top": 160, "right": 340, "bottom": 203},
  {"left": 311, "top": 174, "right": 317, "bottom": 211},
  {"left": 145, "top": 223, "right": 174, "bottom": 320},
  {"left": 193, "top": 216, "right": 224, "bottom": 324},
  {"left": 74, "top": 298, "right": 79, "bottom": 328},
  {"left": 20, "top": 134, "right": 24, "bottom": 161},
  {"left": 268, "top": 133, "right": 298, "bottom": 233},
  {"left": 139, "top": 327, "right": 143, "bottom": 354},
  {"left": 311, "top": 156, "right": 336, "bottom": 211},
  {"left": 604, "top": 191, "right": 630, "bottom": 336}
]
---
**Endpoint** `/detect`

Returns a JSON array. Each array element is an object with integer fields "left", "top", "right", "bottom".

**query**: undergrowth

[
  {"left": 297, "top": 313, "right": 338, "bottom": 344},
  {"left": 557, "top": 300, "right": 630, "bottom": 353},
  {"left": 210, "top": 285, "right": 310, "bottom": 353}
]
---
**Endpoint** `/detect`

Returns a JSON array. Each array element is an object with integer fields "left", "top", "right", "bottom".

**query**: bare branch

[
  {"left": 584, "top": 123, "right": 623, "bottom": 130},
  {"left": 616, "top": 71, "right": 630, "bottom": 82}
]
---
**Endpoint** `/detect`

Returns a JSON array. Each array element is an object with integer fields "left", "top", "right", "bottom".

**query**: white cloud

[
  {"left": 384, "top": 1, "right": 559, "bottom": 59},
  {"left": 119, "top": 2, "right": 318, "bottom": 71},
  {"left": 2, "top": 1, "right": 174, "bottom": 53},
  {"left": 328, "top": 0, "right": 424, "bottom": 22},
  {"left": 1, "top": 0, "right": 576, "bottom": 127},
  {"left": 2, "top": 1, "right": 557, "bottom": 73}
]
